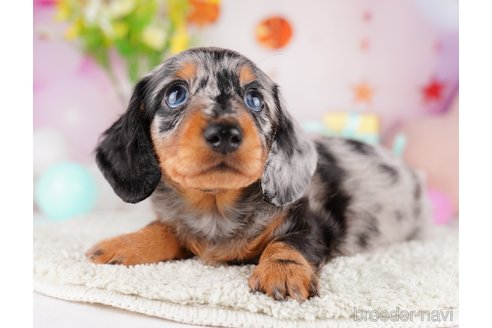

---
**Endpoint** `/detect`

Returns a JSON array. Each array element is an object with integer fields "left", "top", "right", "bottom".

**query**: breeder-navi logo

[{"left": 353, "top": 307, "right": 453, "bottom": 323}]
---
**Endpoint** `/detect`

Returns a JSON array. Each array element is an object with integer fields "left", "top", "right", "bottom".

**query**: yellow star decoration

[{"left": 353, "top": 82, "right": 374, "bottom": 104}]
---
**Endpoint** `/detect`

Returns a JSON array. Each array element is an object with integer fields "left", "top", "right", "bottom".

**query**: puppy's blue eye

[
  {"left": 244, "top": 89, "right": 263, "bottom": 112},
  {"left": 165, "top": 85, "right": 188, "bottom": 108}
]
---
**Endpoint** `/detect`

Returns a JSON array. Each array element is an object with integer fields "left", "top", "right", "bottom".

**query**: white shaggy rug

[{"left": 33, "top": 209, "right": 458, "bottom": 328}]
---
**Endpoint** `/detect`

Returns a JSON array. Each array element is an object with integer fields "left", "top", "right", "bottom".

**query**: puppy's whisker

[
  {"left": 155, "top": 143, "right": 202, "bottom": 150},
  {"left": 265, "top": 157, "right": 313, "bottom": 171},
  {"left": 257, "top": 52, "right": 288, "bottom": 66}
]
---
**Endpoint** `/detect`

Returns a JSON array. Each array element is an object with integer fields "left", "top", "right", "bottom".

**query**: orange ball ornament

[
  {"left": 188, "top": 0, "right": 221, "bottom": 26},
  {"left": 255, "top": 16, "right": 293, "bottom": 50}
]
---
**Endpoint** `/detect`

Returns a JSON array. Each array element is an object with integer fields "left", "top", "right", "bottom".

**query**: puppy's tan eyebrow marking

[
  {"left": 239, "top": 65, "right": 256, "bottom": 85},
  {"left": 175, "top": 62, "right": 197, "bottom": 80}
]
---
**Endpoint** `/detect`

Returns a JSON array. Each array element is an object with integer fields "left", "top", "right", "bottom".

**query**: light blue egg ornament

[{"left": 35, "top": 162, "right": 97, "bottom": 221}]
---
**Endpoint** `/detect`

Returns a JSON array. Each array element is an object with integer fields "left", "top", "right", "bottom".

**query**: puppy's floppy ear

[
  {"left": 95, "top": 77, "right": 161, "bottom": 203},
  {"left": 261, "top": 86, "right": 318, "bottom": 206}
]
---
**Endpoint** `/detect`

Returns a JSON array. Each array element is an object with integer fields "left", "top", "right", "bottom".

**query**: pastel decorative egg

[
  {"left": 35, "top": 162, "right": 97, "bottom": 221},
  {"left": 33, "top": 128, "right": 69, "bottom": 176}
]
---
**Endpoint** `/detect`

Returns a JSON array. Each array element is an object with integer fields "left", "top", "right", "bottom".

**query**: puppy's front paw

[
  {"left": 85, "top": 235, "right": 145, "bottom": 265},
  {"left": 248, "top": 242, "right": 319, "bottom": 302},
  {"left": 85, "top": 222, "right": 188, "bottom": 266}
]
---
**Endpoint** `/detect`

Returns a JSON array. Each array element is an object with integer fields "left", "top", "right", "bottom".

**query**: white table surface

[{"left": 34, "top": 292, "right": 203, "bottom": 328}]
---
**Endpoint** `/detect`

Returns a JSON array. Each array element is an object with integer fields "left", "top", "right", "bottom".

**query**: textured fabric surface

[{"left": 33, "top": 210, "right": 459, "bottom": 328}]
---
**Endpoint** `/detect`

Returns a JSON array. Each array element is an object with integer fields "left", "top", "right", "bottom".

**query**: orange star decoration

[
  {"left": 422, "top": 78, "right": 445, "bottom": 102},
  {"left": 188, "top": 0, "right": 221, "bottom": 26},
  {"left": 353, "top": 82, "right": 374, "bottom": 104}
]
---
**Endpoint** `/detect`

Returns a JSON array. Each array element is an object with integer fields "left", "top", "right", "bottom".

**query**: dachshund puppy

[{"left": 86, "top": 47, "right": 429, "bottom": 302}]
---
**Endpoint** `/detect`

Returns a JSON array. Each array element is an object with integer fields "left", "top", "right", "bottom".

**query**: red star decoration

[
  {"left": 422, "top": 78, "right": 445, "bottom": 102},
  {"left": 362, "top": 10, "right": 372, "bottom": 23}
]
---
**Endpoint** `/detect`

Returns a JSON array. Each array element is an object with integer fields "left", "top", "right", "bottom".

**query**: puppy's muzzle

[{"left": 203, "top": 122, "right": 243, "bottom": 154}]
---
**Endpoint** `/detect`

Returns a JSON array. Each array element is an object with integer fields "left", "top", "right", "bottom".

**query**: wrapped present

[
  {"left": 322, "top": 112, "right": 379, "bottom": 145},
  {"left": 300, "top": 112, "right": 379, "bottom": 145},
  {"left": 302, "top": 112, "right": 409, "bottom": 157}
]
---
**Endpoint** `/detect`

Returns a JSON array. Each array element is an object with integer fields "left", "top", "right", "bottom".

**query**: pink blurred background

[{"left": 33, "top": 0, "right": 458, "bottom": 221}]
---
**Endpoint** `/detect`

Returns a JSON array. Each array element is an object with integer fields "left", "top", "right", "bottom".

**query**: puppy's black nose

[{"left": 203, "top": 123, "right": 242, "bottom": 154}]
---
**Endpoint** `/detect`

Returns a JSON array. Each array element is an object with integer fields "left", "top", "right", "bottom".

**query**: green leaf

[
  {"left": 114, "top": 39, "right": 134, "bottom": 58},
  {"left": 128, "top": 0, "right": 158, "bottom": 33}
]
